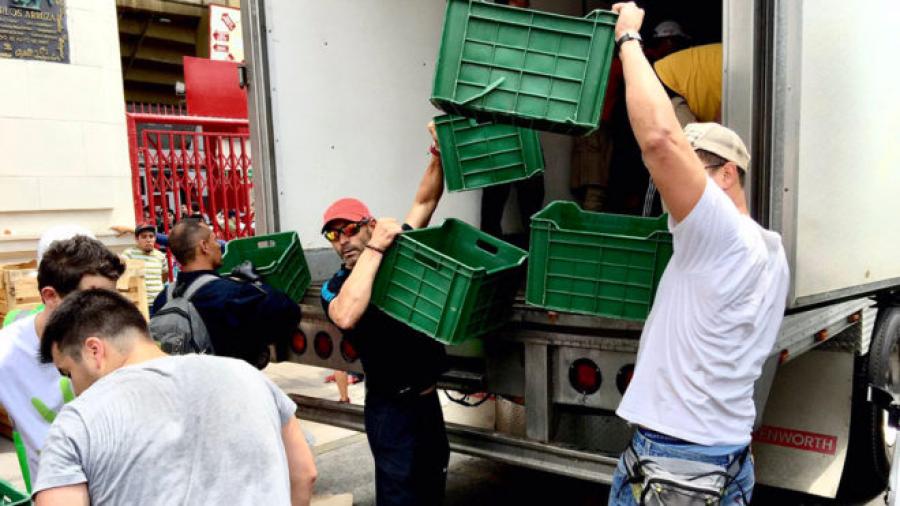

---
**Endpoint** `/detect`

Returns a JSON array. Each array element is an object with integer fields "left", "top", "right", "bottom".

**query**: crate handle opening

[
  {"left": 414, "top": 252, "right": 441, "bottom": 270},
  {"left": 475, "top": 239, "right": 499, "bottom": 255},
  {"left": 256, "top": 240, "right": 276, "bottom": 249},
  {"left": 460, "top": 77, "right": 506, "bottom": 106}
]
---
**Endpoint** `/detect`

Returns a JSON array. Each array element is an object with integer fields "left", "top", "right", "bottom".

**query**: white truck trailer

[{"left": 240, "top": 0, "right": 900, "bottom": 500}]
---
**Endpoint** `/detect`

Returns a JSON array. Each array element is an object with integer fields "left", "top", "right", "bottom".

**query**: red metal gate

[{"left": 126, "top": 104, "right": 254, "bottom": 277}]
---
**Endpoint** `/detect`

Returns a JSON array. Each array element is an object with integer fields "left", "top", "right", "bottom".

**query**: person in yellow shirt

[{"left": 653, "top": 42, "right": 722, "bottom": 124}]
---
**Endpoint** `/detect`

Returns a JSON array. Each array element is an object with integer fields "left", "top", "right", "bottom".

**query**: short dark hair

[
  {"left": 168, "top": 217, "right": 210, "bottom": 265},
  {"left": 696, "top": 149, "right": 746, "bottom": 187},
  {"left": 40, "top": 288, "right": 149, "bottom": 363},
  {"left": 38, "top": 236, "right": 125, "bottom": 298}
]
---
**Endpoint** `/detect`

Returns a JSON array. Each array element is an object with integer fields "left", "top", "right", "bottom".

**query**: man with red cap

[{"left": 320, "top": 122, "right": 449, "bottom": 505}]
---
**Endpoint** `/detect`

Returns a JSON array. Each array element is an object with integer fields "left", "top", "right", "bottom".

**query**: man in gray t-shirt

[{"left": 32, "top": 289, "right": 317, "bottom": 506}]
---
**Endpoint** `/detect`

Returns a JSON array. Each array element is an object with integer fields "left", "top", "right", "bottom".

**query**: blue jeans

[{"left": 609, "top": 429, "right": 754, "bottom": 505}]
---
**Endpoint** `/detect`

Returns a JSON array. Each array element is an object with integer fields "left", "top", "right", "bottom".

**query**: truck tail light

[
  {"left": 291, "top": 330, "right": 307, "bottom": 355},
  {"left": 616, "top": 364, "right": 635, "bottom": 394},
  {"left": 569, "top": 358, "right": 602, "bottom": 395},
  {"left": 340, "top": 338, "right": 359, "bottom": 363},
  {"left": 314, "top": 332, "right": 333, "bottom": 359}
]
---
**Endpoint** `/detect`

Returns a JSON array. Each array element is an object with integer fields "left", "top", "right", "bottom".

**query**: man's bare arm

[
  {"left": 327, "top": 218, "right": 402, "bottom": 330},
  {"left": 613, "top": 2, "right": 707, "bottom": 222},
  {"left": 404, "top": 121, "right": 445, "bottom": 229},
  {"left": 283, "top": 417, "right": 317, "bottom": 506},
  {"left": 35, "top": 484, "right": 90, "bottom": 506}
]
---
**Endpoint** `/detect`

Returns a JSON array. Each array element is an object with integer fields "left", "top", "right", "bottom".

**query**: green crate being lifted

[
  {"left": 432, "top": 0, "right": 617, "bottom": 135},
  {"left": 0, "top": 479, "right": 29, "bottom": 506},
  {"left": 219, "top": 232, "right": 311, "bottom": 302},
  {"left": 526, "top": 202, "right": 673, "bottom": 321},
  {"left": 435, "top": 114, "right": 544, "bottom": 192},
  {"left": 372, "top": 219, "right": 528, "bottom": 345}
]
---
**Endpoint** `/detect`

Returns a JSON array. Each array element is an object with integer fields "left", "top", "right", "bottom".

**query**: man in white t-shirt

[
  {"left": 608, "top": 3, "right": 790, "bottom": 505},
  {"left": 0, "top": 235, "right": 124, "bottom": 483}
]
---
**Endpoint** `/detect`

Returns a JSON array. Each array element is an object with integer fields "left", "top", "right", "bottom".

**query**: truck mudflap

[
  {"left": 289, "top": 393, "right": 620, "bottom": 484},
  {"left": 752, "top": 350, "right": 853, "bottom": 498}
]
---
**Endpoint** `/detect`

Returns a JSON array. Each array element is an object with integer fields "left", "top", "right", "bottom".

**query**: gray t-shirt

[{"left": 34, "top": 355, "right": 297, "bottom": 505}]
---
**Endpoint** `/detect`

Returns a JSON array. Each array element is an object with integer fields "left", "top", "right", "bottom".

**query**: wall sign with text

[{"left": 0, "top": 0, "right": 69, "bottom": 63}]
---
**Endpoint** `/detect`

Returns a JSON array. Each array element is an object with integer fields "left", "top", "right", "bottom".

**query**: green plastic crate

[
  {"left": 0, "top": 480, "right": 29, "bottom": 506},
  {"left": 372, "top": 219, "right": 528, "bottom": 345},
  {"left": 435, "top": 114, "right": 544, "bottom": 192},
  {"left": 431, "top": 0, "right": 617, "bottom": 135},
  {"left": 526, "top": 202, "right": 673, "bottom": 321},
  {"left": 219, "top": 232, "right": 311, "bottom": 302}
]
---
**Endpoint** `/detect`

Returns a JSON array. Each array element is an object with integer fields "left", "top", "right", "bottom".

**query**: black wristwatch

[{"left": 615, "top": 31, "right": 643, "bottom": 52}]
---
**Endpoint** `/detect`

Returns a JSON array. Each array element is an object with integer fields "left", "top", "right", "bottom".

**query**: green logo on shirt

[{"left": 30, "top": 377, "right": 75, "bottom": 423}]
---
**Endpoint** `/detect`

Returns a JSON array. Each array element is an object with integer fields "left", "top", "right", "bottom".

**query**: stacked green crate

[
  {"left": 372, "top": 219, "right": 527, "bottom": 344},
  {"left": 432, "top": 0, "right": 617, "bottom": 135},
  {"left": 219, "top": 232, "right": 311, "bottom": 302},
  {"left": 526, "top": 202, "right": 673, "bottom": 320},
  {"left": 435, "top": 114, "right": 544, "bottom": 192}
]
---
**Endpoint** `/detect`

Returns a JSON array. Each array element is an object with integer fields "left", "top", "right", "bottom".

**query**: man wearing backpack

[{"left": 150, "top": 217, "right": 300, "bottom": 368}]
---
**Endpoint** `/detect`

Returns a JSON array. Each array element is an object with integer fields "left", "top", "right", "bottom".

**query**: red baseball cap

[{"left": 322, "top": 198, "right": 372, "bottom": 232}]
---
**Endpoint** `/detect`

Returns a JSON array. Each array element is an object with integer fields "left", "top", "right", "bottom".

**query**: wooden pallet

[
  {"left": 0, "top": 258, "right": 149, "bottom": 324},
  {"left": 0, "top": 260, "right": 39, "bottom": 317},
  {"left": 119, "top": 260, "right": 149, "bottom": 320}
]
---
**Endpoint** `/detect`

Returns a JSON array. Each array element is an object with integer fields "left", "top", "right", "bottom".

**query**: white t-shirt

[
  {"left": 0, "top": 314, "right": 66, "bottom": 479},
  {"left": 617, "top": 178, "right": 790, "bottom": 446}
]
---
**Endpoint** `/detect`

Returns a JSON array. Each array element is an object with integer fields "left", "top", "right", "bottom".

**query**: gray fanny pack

[{"left": 624, "top": 442, "right": 749, "bottom": 505}]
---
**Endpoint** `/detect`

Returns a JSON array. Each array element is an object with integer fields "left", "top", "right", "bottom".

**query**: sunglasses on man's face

[{"left": 323, "top": 220, "right": 370, "bottom": 242}]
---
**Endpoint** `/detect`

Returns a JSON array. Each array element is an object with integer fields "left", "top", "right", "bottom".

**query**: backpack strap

[
  {"left": 181, "top": 274, "right": 219, "bottom": 301},
  {"left": 165, "top": 281, "right": 176, "bottom": 301}
]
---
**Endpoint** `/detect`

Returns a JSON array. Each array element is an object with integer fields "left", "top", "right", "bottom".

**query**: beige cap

[{"left": 683, "top": 122, "right": 751, "bottom": 172}]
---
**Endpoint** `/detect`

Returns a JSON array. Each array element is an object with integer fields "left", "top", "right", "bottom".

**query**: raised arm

[
  {"left": 404, "top": 121, "right": 445, "bottom": 229},
  {"left": 613, "top": 2, "right": 707, "bottom": 222}
]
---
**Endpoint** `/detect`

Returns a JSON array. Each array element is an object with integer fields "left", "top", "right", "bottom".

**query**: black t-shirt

[
  {"left": 153, "top": 270, "right": 301, "bottom": 367},
  {"left": 321, "top": 265, "right": 448, "bottom": 396}
]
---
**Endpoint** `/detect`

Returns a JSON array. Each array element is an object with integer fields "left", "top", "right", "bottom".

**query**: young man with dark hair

[
  {"left": 33, "top": 289, "right": 317, "bottom": 506},
  {"left": 0, "top": 235, "right": 124, "bottom": 482},
  {"left": 151, "top": 217, "right": 300, "bottom": 368},
  {"left": 320, "top": 122, "right": 448, "bottom": 505}
]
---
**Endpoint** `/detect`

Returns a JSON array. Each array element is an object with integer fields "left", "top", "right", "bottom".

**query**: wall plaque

[{"left": 0, "top": 0, "right": 68, "bottom": 63}]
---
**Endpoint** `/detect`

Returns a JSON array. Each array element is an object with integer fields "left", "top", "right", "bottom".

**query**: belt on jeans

[
  {"left": 371, "top": 384, "right": 436, "bottom": 399},
  {"left": 637, "top": 427, "right": 692, "bottom": 445}
]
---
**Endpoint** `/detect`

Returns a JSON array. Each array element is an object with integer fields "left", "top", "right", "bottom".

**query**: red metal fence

[{"left": 126, "top": 107, "right": 253, "bottom": 278}]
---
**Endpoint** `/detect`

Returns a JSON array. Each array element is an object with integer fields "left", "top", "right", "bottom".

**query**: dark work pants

[
  {"left": 480, "top": 173, "right": 545, "bottom": 240},
  {"left": 364, "top": 389, "right": 450, "bottom": 506}
]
